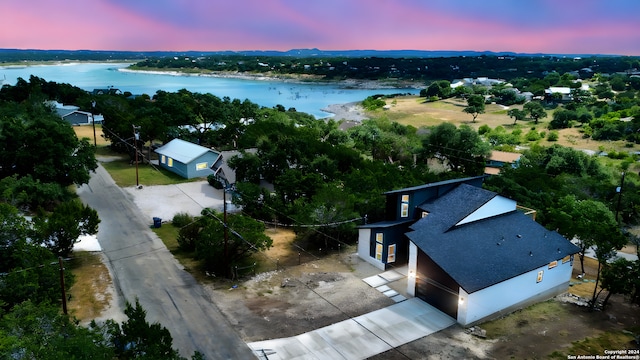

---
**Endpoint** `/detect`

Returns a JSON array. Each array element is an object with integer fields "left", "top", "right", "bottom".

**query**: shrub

[
  {"left": 525, "top": 129, "right": 541, "bottom": 141},
  {"left": 177, "top": 220, "right": 200, "bottom": 251},
  {"left": 547, "top": 131, "right": 559, "bottom": 141},
  {"left": 172, "top": 212, "right": 194, "bottom": 228},
  {"left": 478, "top": 124, "right": 491, "bottom": 135}
]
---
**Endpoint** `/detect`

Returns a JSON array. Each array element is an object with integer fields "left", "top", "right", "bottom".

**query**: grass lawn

[
  {"left": 68, "top": 251, "right": 112, "bottom": 321},
  {"left": 101, "top": 160, "right": 200, "bottom": 187}
]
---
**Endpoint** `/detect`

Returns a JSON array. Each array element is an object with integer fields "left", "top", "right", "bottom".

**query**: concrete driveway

[
  {"left": 124, "top": 181, "right": 228, "bottom": 223},
  {"left": 248, "top": 298, "right": 455, "bottom": 360}
]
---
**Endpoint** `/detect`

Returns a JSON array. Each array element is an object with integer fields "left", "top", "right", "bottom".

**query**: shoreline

[{"left": 119, "top": 67, "right": 423, "bottom": 90}]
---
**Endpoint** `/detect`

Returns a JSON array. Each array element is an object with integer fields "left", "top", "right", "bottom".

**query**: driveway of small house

[
  {"left": 123, "top": 180, "right": 226, "bottom": 224},
  {"left": 248, "top": 298, "right": 456, "bottom": 360}
]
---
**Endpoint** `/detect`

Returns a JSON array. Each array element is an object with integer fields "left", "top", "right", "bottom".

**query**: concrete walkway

[{"left": 248, "top": 298, "right": 455, "bottom": 360}]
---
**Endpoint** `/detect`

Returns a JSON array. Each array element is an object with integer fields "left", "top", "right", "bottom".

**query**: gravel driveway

[{"left": 123, "top": 181, "right": 227, "bottom": 224}]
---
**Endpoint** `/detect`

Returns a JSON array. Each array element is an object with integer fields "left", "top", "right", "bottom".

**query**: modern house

[
  {"left": 357, "top": 177, "right": 579, "bottom": 326},
  {"left": 485, "top": 150, "right": 522, "bottom": 175},
  {"left": 155, "top": 138, "right": 221, "bottom": 179}
]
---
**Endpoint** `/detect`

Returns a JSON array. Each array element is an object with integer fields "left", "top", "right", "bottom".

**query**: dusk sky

[{"left": 2, "top": 0, "right": 640, "bottom": 55}]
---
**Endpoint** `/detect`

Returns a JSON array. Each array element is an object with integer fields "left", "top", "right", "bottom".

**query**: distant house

[
  {"left": 210, "top": 149, "right": 257, "bottom": 186},
  {"left": 48, "top": 101, "right": 98, "bottom": 125},
  {"left": 485, "top": 150, "right": 521, "bottom": 175},
  {"left": 155, "top": 139, "right": 221, "bottom": 179},
  {"left": 92, "top": 88, "right": 122, "bottom": 96},
  {"left": 357, "top": 177, "right": 579, "bottom": 326}
]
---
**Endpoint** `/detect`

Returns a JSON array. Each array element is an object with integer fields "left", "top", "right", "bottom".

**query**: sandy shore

[
  {"left": 320, "top": 102, "right": 368, "bottom": 122},
  {"left": 119, "top": 67, "right": 422, "bottom": 90}
]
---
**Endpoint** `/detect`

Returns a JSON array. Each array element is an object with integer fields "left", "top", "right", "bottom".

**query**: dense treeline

[
  {"left": 0, "top": 77, "right": 201, "bottom": 359},
  {"left": 133, "top": 54, "right": 639, "bottom": 83}
]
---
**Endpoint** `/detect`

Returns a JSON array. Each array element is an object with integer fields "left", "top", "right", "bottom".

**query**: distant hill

[{"left": 0, "top": 48, "right": 624, "bottom": 62}]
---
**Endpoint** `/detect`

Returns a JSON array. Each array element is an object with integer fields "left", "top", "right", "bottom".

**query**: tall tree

[
  {"left": 33, "top": 199, "right": 100, "bottom": 257},
  {"left": 546, "top": 194, "right": 626, "bottom": 309},
  {"left": 523, "top": 101, "right": 547, "bottom": 124},
  {"left": 105, "top": 298, "right": 188, "bottom": 360},
  {"left": 422, "top": 122, "right": 490, "bottom": 175},
  {"left": 463, "top": 94, "right": 485, "bottom": 122}
]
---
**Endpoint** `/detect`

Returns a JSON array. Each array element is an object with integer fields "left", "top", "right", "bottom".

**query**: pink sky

[{"left": 2, "top": 0, "right": 639, "bottom": 55}]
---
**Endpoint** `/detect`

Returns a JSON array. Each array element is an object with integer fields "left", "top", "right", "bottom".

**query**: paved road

[{"left": 78, "top": 164, "right": 255, "bottom": 359}]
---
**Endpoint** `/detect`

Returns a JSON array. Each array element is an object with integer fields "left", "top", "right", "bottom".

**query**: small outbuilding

[{"left": 155, "top": 139, "right": 221, "bottom": 179}]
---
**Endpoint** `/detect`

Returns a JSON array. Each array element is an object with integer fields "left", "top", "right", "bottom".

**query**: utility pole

[
  {"left": 91, "top": 101, "right": 97, "bottom": 147},
  {"left": 58, "top": 257, "right": 68, "bottom": 315},
  {"left": 223, "top": 187, "right": 229, "bottom": 276},
  {"left": 615, "top": 172, "right": 626, "bottom": 223},
  {"left": 133, "top": 125, "right": 140, "bottom": 187}
]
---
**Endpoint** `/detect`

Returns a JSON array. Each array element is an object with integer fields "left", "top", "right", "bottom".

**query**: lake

[{"left": 0, "top": 63, "right": 419, "bottom": 118}]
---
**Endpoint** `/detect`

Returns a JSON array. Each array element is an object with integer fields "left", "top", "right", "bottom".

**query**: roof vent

[
  {"left": 517, "top": 234, "right": 522, "bottom": 238},
  {"left": 529, "top": 251, "right": 533, "bottom": 257}
]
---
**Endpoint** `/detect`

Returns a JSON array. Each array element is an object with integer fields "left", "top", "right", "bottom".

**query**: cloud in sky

[{"left": 1, "top": 0, "right": 639, "bottom": 55}]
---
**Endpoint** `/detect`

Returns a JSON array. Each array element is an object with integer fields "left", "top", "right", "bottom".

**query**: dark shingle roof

[
  {"left": 384, "top": 175, "right": 487, "bottom": 195},
  {"left": 407, "top": 187, "right": 579, "bottom": 293},
  {"left": 359, "top": 219, "right": 414, "bottom": 229},
  {"left": 412, "top": 183, "right": 497, "bottom": 233}
]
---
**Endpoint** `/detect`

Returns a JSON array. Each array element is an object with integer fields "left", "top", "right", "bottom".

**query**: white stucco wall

[
  {"left": 457, "top": 257, "right": 573, "bottom": 326},
  {"left": 457, "top": 196, "right": 516, "bottom": 226},
  {"left": 407, "top": 242, "right": 418, "bottom": 296},
  {"left": 357, "top": 228, "right": 385, "bottom": 270}
]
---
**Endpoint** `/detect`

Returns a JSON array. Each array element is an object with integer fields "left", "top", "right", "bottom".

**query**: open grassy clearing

[
  {"left": 369, "top": 95, "right": 636, "bottom": 154},
  {"left": 101, "top": 160, "right": 199, "bottom": 187},
  {"left": 67, "top": 251, "right": 112, "bottom": 321},
  {"left": 72, "top": 124, "right": 109, "bottom": 146}
]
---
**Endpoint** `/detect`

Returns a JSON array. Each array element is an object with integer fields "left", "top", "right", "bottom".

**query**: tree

[
  {"left": 183, "top": 209, "right": 273, "bottom": 276},
  {"left": 523, "top": 101, "right": 547, "bottom": 124},
  {"left": 463, "top": 94, "right": 485, "bottom": 122},
  {"left": 0, "top": 301, "right": 114, "bottom": 359},
  {"left": 546, "top": 195, "right": 626, "bottom": 308},
  {"left": 600, "top": 258, "right": 639, "bottom": 308},
  {"left": 0, "top": 103, "right": 97, "bottom": 187},
  {"left": 507, "top": 108, "right": 527, "bottom": 124},
  {"left": 33, "top": 199, "right": 100, "bottom": 257},
  {"left": 422, "top": 122, "right": 491, "bottom": 175},
  {"left": 105, "top": 298, "right": 194, "bottom": 359}
]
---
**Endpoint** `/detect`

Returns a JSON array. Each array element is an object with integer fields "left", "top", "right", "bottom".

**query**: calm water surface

[{"left": 0, "top": 63, "right": 419, "bottom": 118}]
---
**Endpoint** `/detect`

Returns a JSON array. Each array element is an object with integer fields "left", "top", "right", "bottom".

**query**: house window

[
  {"left": 375, "top": 233, "right": 383, "bottom": 261},
  {"left": 168, "top": 158, "right": 173, "bottom": 167},
  {"left": 375, "top": 244, "right": 383, "bottom": 261},
  {"left": 562, "top": 255, "right": 571, "bottom": 264},
  {"left": 196, "top": 162, "right": 208, "bottom": 170},
  {"left": 421, "top": 211, "right": 429, "bottom": 218},
  {"left": 161, "top": 155, "right": 166, "bottom": 164},
  {"left": 536, "top": 270, "right": 544, "bottom": 283},
  {"left": 400, "top": 194, "right": 409, "bottom": 218},
  {"left": 387, "top": 244, "right": 396, "bottom": 263},
  {"left": 548, "top": 261, "right": 558, "bottom": 269}
]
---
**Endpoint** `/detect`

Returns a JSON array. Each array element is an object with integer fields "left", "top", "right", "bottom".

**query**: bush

[
  {"left": 172, "top": 212, "right": 194, "bottom": 228},
  {"left": 177, "top": 221, "right": 200, "bottom": 252},
  {"left": 547, "top": 131, "right": 559, "bottom": 141},
  {"left": 478, "top": 124, "right": 491, "bottom": 135},
  {"left": 525, "top": 129, "right": 541, "bottom": 141}
]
